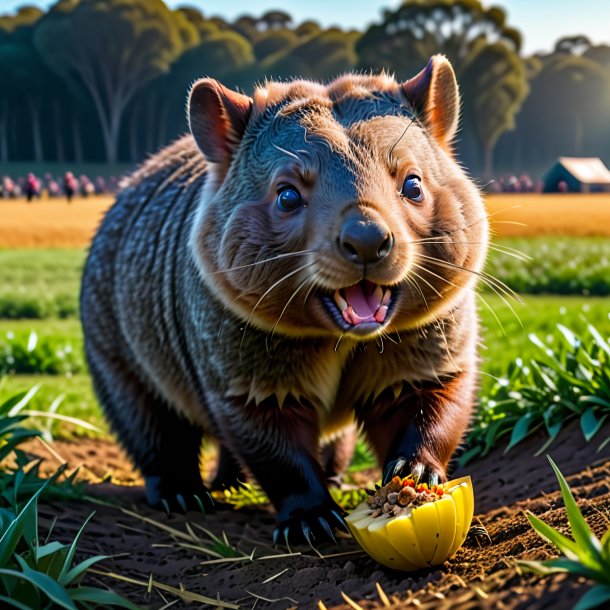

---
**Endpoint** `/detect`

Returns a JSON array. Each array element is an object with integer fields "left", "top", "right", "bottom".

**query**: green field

[
  {"left": 0, "top": 249, "right": 85, "bottom": 318},
  {"left": 0, "top": 245, "right": 609, "bottom": 443},
  {"left": 1, "top": 296, "right": 609, "bottom": 439}
]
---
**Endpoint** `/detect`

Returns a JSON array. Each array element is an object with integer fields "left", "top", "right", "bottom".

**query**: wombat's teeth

[
  {"left": 343, "top": 305, "right": 357, "bottom": 324},
  {"left": 375, "top": 305, "right": 388, "bottom": 323},
  {"left": 373, "top": 284, "right": 383, "bottom": 303},
  {"left": 334, "top": 289, "right": 348, "bottom": 312},
  {"left": 381, "top": 288, "right": 391, "bottom": 306}
]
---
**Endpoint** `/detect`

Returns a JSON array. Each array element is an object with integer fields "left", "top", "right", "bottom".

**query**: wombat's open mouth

[{"left": 321, "top": 280, "right": 394, "bottom": 331}]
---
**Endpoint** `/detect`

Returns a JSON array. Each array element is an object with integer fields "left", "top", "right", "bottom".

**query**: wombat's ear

[
  {"left": 188, "top": 78, "right": 253, "bottom": 165},
  {"left": 401, "top": 55, "right": 459, "bottom": 147}
]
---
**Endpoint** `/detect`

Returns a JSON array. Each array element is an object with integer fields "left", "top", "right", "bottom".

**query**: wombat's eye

[
  {"left": 401, "top": 175, "right": 424, "bottom": 203},
  {"left": 276, "top": 187, "right": 303, "bottom": 212}
]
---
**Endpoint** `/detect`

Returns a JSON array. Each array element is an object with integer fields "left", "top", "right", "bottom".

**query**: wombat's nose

[{"left": 339, "top": 218, "right": 394, "bottom": 265}]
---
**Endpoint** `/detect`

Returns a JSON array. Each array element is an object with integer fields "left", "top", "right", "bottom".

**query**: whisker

[
  {"left": 269, "top": 275, "right": 313, "bottom": 340},
  {"left": 404, "top": 275, "right": 429, "bottom": 311},
  {"left": 211, "top": 250, "right": 315, "bottom": 274},
  {"left": 377, "top": 333, "right": 385, "bottom": 354},
  {"left": 303, "top": 274, "right": 322, "bottom": 306},
  {"left": 388, "top": 116, "right": 415, "bottom": 164},
  {"left": 412, "top": 253, "right": 523, "bottom": 328},
  {"left": 408, "top": 205, "right": 525, "bottom": 245},
  {"left": 408, "top": 268, "right": 444, "bottom": 300},
  {"left": 411, "top": 261, "right": 459, "bottom": 290},
  {"left": 410, "top": 238, "right": 530, "bottom": 262},
  {"left": 334, "top": 334, "right": 344, "bottom": 352},
  {"left": 476, "top": 292, "right": 506, "bottom": 336},
  {"left": 414, "top": 253, "right": 523, "bottom": 304},
  {"left": 239, "top": 262, "right": 315, "bottom": 358}
]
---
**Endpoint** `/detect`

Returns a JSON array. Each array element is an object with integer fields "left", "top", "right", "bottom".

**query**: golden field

[{"left": 0, "top": 193, "right": 609, "bottom": 248}]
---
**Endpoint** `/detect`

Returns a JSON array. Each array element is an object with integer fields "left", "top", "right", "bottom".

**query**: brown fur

[{"left": 81, "top": 55, "right": 488, "bottom": 541}]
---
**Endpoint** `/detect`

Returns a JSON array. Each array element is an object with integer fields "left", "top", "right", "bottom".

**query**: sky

[{"left": 2, "top": 0, "right": 609, "bottom": 56}]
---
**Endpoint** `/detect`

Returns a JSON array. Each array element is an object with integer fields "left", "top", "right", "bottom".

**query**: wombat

[{"left": 81, "top": 55, "right": 488, "bottom": 544}]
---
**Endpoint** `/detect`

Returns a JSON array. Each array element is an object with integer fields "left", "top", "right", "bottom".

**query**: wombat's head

[{"left": 189, "top": 55, "right": 488, "bottom": 339}]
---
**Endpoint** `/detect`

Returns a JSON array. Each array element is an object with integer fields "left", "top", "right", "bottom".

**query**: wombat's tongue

[{"left": 335, "top": 280, "right": 390, "bottom": 326}]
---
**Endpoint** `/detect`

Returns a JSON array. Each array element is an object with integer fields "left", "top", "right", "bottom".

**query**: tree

[
  {"left": 499, "top": 50, "right": 610, "bottom": 170},
  {"left": 0, "top": 8, "right": 51, "bottom": 162},
  {"left": 462, "top": 43, "right": 528, "bottom": 176},
  {"left": 34, "top": 0, "right": 190, "bottom": 163},
  {"left": 356, "top": 0, "right": 528, "bottom": 175},
  {"left": 259, "top": 28, "right": 360, "bottom": 83}
]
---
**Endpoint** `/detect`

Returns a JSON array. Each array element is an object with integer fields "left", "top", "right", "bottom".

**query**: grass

[
  {"left": 519, "top": 457, "right": 610, "bottom": 610},
  {"left": 479, "top": 295, "right": 610, "bottom": 390},
  {"left": 0, "top": 389, "right": 138, "bottom": 609},
  {"left": 464, "top": 316, "right": 610, "bottom": 464},
  {"left": 1, "top": 239, "right": 608, "bottom": 322},
  {"left": 0, "top": 250, "right": 85, "bottom": 319},
  {"left": 0, "top": 296, "right": 608, "bottom": 442},
  {"left": 486, "top": 237, "right": 610, "bottom": 296}
]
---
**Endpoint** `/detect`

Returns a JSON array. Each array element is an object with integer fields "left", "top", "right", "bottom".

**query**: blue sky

[{"left": 2, "top": 0, "right": 609, "bottom": 55}]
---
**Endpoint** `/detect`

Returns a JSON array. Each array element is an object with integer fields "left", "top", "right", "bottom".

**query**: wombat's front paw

[
  {"left": 273, "top": 498, "right": 348, "bottom": 548},
  {"left": 382, "top": 457, "right": 445, "bottom": 487},
  {"left": 145, "top": 475, "right": 215, "bottom": 515}
]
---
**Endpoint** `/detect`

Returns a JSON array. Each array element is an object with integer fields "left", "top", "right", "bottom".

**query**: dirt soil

[
  {"left": 19, "top": 419, "right": 610, "bottom": 610},
  {"left": 3, "top": 194, "right": 610, "bottom": 248}
]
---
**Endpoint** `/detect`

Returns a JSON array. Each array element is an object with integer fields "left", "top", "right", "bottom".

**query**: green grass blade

[
  {"left": 543, "top": 557, "right": 606, "bottom": 581},
  {"left": 602, "top": 529, "right": 610, "bottom": 565},
  {"left": 573, "top": 584, "right": 610, "bottom": 610},
  {"left": 58, "top": 511, "right": 95, "bottom": 585},
  {"left": 525, "top": 511, "right": 580, "bottom": 560},
  {"left": 17, "top": 410, "right": 103, "bottom": 434},
  {"left": 505, "top": 412, "right": 533, "bottom": 452},
  {"left": 1, "top": 386, "right": 39, "bottom": 416},
  {"left": 62, "top": 554, "right": 110, "bottom": 586},
  {"left": 0, "top": 477, "right": 50, "bottom": 561},
  {"left": 580, "top": 409, "right": 607, "bottom": 442},
  {"left": 69, "top": 586, "right": 141, "bottom": 609},
  {"left": 588, "top": 324, "right": 610, "bottom": 358},
  {"left": 547, "top": 456, "right": 603, "bottom": 564},
  {"left": 0, "top": 567, "right": 77, "bottom": 610}
]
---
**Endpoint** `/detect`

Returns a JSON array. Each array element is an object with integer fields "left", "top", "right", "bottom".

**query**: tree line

[{"left": 0, "top": 0, "right": 609, "bottom": 177}]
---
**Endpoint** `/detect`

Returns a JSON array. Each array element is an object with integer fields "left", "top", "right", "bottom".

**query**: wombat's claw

[
  {"left": 161, "top": 498, "right": 171, "bottom": 516},
  {"left": 176, "top": 494, "right": 188, "bottom": 513},
  {"left": 301, "top": 522, "right": 314, "bottom": 548},
  {"left": 331, "top": 509, "right": 349, "bottom": 533},
  {"left": 382, "top": 457, "right": 408, "bottom": 485},
  {"left": 146, "top": 475, "right": 216, "bottom": 515},
  {"left": 318, "top": 517, "right": 337, "bottom": 544},
  {"left": 382, "top": 458, "right": 442, "bottom": 487},
  {"left": 274, "top": 504, "right": 346, "bottom": 547}
]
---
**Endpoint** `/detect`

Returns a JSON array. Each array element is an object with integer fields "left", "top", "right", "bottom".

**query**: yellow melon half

[{"left": 345, "top": 476, "right": 474, "bottom": 570}]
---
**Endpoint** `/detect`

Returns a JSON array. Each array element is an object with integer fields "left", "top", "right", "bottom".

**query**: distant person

[
  {"left": 25, "top": 173, "right": 41, "bottom": 202},
  {"left": 94, "top": 175, "right": 106, "bottom": 195},
  {"left": 2, "top": 176, "right": 20, "bottom": 198},
  {"left": 47, "top": 179, "right": 61, "bottom": 198},
  {"left": 79, "top": 175, "right": 95, "bottom": 197},
  {"left": 64, "top": 171, "right": 78, "bottom": 203},
  {"left": 558, "top": 180, "right": 568, "bottom": 193}
]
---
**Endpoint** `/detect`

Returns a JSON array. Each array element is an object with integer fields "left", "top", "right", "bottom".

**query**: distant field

[
  {"left": 0, "top": 197, "right": 113, "bottom": 248},
  {"left": 1, "top": 193, "right": 610, "bottom": 248},
  {"left": 485, "top": 193, "right": 610, "bottom": 237}
]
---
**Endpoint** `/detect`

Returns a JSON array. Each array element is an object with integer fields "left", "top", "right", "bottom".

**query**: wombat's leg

[
  {"left": 319, "top": 424, "right": 357, "bottom": 486},
  {"left": 212, "top": 396, "right": 347, "bottom": 545},
  {"left": 210, "top": 444, "right": 245, "bottom": 490},
  {"left": 88, "top": 356, "right": 212, "bottom": 513},
  {"left": 357, "top": 372, "right": 474, "bottom": 487}
]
